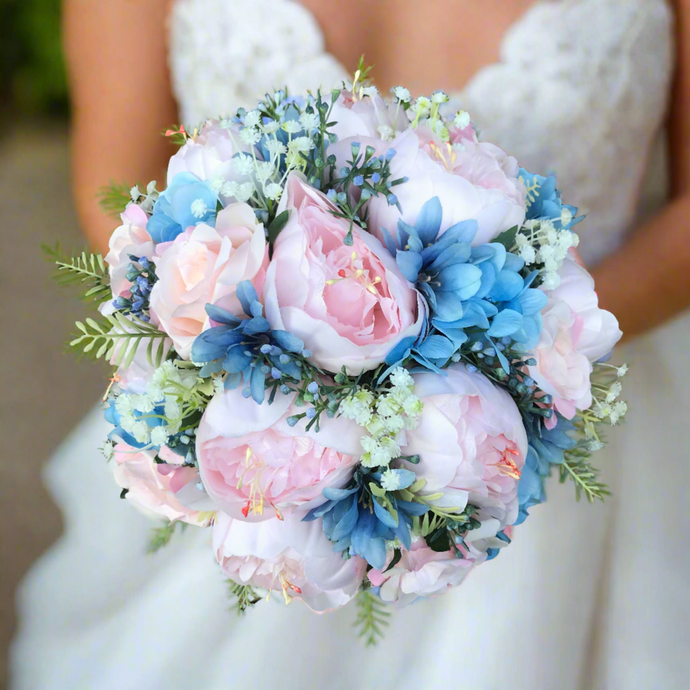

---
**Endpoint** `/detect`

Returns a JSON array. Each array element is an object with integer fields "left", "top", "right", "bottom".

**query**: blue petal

[
  {"left": 437, "top": 263, "right": 483, "bottom": 297},
  {"left": 490, "top": 271, "right": 524, "bottom": 302},
  {"left": 396, "top": 499, "right": 429, "bottom": 516},
  {"left": 223, "top": 346, "right": 253, "bottom": 374},
  {"left": 331, "top": 496, "right": 359, "bottom": 541},
  {"left": 384, "top": 336, "right": 416, "bottom": 365},
  {"left": 442, "top": 219, "right": 478, "bottom": 245},
  {"left": 223, "top": 372, "right": 242, "bottom": 390},
  {"left": 350, "top": 512, "right": 375, "bottom": 556},
  {"left": 519, "top": 288, "right": 548, "bottom": 316},
  {"left": 271, "top": 330, "right": 304, "bottom": 353},
  {"left": 414, "top": 196, "right": 443, "bottom": 246},
  {"left": 322, "top": 486, "right": 359, "bottom": 501},
  {"left": 487, "top": 309, "right": 523, "bottom": 337},
  {"left": 432, "top": 291, "right": 465, "bottom": 322},
  {"left": 242, "top": 316, "right": 271, "bottom": 335},
  {"left": 416, "top": 334, "right": 456, "bottom": 360},
  {"left": 373, "top": 500, "right": 398, "bottom": 528},
  {"left": 250, "top": 365, "right": 266, "bottom": 404},
  {"left": 205, "top": 303, "right": 242, "bottom": 326},
  {"left": 362, "top": 537, "right": 387, "bottom": 570},
  {"left": 391, "top": 468, "right": 417, "bottom": 490},
  {"left": 236, "top": 281, "right": 259, "bottom": 316},
  {"left": 396, "top": 251, "right": 424, "bottom": 283},
  {"left": 382, "top": 227, "right": 398, "bottom": 256}
]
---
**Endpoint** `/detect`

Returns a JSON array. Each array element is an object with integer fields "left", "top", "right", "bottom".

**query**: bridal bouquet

[{"left": 49, "top": 68, "right": 627, "bottom": 642}]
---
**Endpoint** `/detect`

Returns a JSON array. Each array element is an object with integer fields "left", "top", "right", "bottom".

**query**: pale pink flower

[
  {"left": 213, "top": 511, "right": 366, "bottom": 612},
  {"left": 196, "top": 386, "right": 363, "bottom": 522},
  {"left": 329, "top": 90, "right": 407, "bottom": 143},
  {"left": 528, "top": 256, "right": 622, "bottom": 421},
  {"left": 149, "top": 202, "right": 268, "bottom": 359},
  {"left": 113, "top": 444, "right": 213, "bottom": 526},
  {"left": 368, "top": 539, "right": 477, "bottom": 607},
  {"left": 263, "top": 174, "right": 425, "bottom": 374},
  {"left": 402, "top": 365, "right": 528, "bottom": 530},
  {"left": 352, "top": 125, "right": 526, "bottom": 246}
]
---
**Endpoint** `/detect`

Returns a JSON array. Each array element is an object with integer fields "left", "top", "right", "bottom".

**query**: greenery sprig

[
  {"left": 70, "top": 312, "right": 169, "bottom": 368},
  {"left": 354, "top": 590, "right": 390, "bottom": 646},
  {"left": 227, "top": 581, "right": 262, "bottom": 614},
  {"left": 147, "top": 521, "right": 187, "bottom": 553},
  {"left": 97, "top": 180, "right": 136, "bottom": 218},
  {"left": 42, "top": 243, "right": 111, "bottom": 303}
]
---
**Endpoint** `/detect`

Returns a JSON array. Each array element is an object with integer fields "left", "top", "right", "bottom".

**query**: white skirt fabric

[{"left": 9, "top": 313, "right": 690, "bottom": 690}]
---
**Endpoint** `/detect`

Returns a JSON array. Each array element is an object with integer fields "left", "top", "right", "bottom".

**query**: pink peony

[
  {"left": 328, "top": 89, "right": 407, "bottom": 143},
  {"left": 104, "top": 204, "right": 155, "bottom": 305},
  {"left": 167, "top": 119, "right": 241, "bottom": 187},
  {"left": 113, "top": 444, "right": 213, "bottom": 526},
  {"left": 402, "top": 365, "right": 527, "bottom": 530},
  {"left": 213, "top": 511, "right": 366, "bottom": 612},
  {"left": 368, "top": 539, "right": 476, "bottom": 607},
  {"left": 351, "top": 124, "right": 526, "bottom": 247},
  {"left": 149, "top": 202, "right": 268, "bottom": 359},
  {"left": 368, "top": 519, "right": 510, "bottom": 607},
  {"left": 196, "top": 385, "right": 364, "bottom": 522},
  {"left": 528, "top": 256, "right": 622, "bottom": 421},
  {"left": 263, "top": 174, "right": 425, "bottom": 375}
]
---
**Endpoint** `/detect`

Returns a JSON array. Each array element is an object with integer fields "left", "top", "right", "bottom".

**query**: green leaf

[
  {"left": 267, "top": 209, "right": 290, "bottom": 245},
  {"left": 226, "top": 580, "right": 262, "bottom": 615},
  {"left": 493, "top": 225, "right": 519, "bottom": 250},
  {"left": 42, "top": 243, "right": 111, "bottom": 304},
  {"left": 146, "top": 521, "right": 186, "bottom": 553},
  {"left": 382, "top": 549, "right": 402, "bottom": 573},
  {"left": 353, "top": 590, "right": 391, "bottom": 647},
  {"left": 97, "top": 180, "right": 135, "bottom": 217},
  {"left": 426, "top": 525, "right": 453, "bottom": 553}
]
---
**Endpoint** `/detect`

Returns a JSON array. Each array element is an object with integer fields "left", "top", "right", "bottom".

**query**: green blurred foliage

[{"left": 0, "top": 0, "right": 68, "bottom": 115}]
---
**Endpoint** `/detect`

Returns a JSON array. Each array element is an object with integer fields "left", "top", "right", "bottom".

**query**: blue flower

[
  {"left": 514, "top": 415, "right": 577, "bottom": 524},
  {"left": 520, "top": 168, "right": 583, "bottom": 230},
  {"left": 304, "top": 469, "right": 428, "bottom": 570},
  {"left": 190, "top": 281, "right": 306, "bottom": 404},
  {"left": 382, "top": 196, "right": 547, "bottom": 373},
  {"left": 147, "top": 173, "right": 218, "bottom": 244}
]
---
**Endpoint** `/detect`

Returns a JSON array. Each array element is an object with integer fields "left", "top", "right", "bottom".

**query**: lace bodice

[{"left": 169, "top": 0, "right": 674, "bottom": 265}]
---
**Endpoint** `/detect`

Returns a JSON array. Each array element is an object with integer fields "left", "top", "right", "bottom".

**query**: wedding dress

[{"left": 10, "top": 1, "right": 689, "bottom": 688}]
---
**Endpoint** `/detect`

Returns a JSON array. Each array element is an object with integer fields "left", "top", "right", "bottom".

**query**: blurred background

[{"left": 0, "top": 1, "right": 107, "bottom": 686}]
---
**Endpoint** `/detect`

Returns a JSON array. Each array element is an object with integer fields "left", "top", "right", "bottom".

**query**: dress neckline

[{"left": 280, "top": 0, "right": 552, "bottom": 99}]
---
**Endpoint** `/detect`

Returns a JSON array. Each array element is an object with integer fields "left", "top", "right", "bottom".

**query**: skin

[{"left": 63, "top": 0, "right": 690, "bottom": 338}]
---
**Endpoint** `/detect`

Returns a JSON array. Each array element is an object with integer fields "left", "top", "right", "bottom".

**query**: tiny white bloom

[
  {"left": 401, "top": 394, "right": 423, "bottom": 416},
  {"left": 383, "top": 415, "right": 405, "bottom": 434},
  {"left": 261, "top": 120, "right": 281, "bottom": 135},
  {"left": 131, "top": 394, "right": 155, "bottom": 414},
  {"left": 190, "top": 199, "right": 208, "bottom": 219},
  {"left": 101, "top": 440, "right": 115, "bottom": 461},
  {"left": 541, "top": 272, "right": 561, "bottom": 290},
  {"left": 209, "top": 175, "right": 225, "bottom": 193},
  {"left": 233, "top": 154, "right": 255, "bottom": 176},
  {"left": 377, "top": 395, "right": 401, "bottom": 419},
  {"left": 255, "top": 161, "right": 275, "bottom": 183},
  {"left": 282, "top": 120, "right": 302, "bottom": 134},
  {"left": 377, "top": 125, "right": 395, "bottom": 141},
  {"left": 243, "top": 110, "right": 261, "bottom": 128},
  {"left": 453, "top": 110, "right": 471, "bottom": 129},
  {"left": 520, "top": 245, "right": 537, "bottom": 264},
  {"left": 132, "top": 421, "right": 151, "bottom": 444},
  {"left": 165, "top": 398, "right": 181, "bottom": 420},
  {"left": 431, "top": 90, "right": 448, "bottom": 104},
  {"left": 560, "top": 207, "right": 573, "bottom": 227},
  {"left": 380, "top": 469, "right": 401, "bottom": 492},
  {"left": 264, "top": 183, "right": 283, "bottom": 201},
  {"left": 221, "top": 181, "right": 239, "bottom": 198},
  {"left": 265, "top": 138, "right": 287, "bottom": 156},
  {"left": 115, "top": 394, "right": 134, "bottom": 416},
  {"left": 587, "top": 440, "right": 605, "bottom": 452},
  {"left": 234, "top": 182, "right": 255, "bottom": 203},
  {"left": 392, "top": 86, "right": 411, "bottom": 103},
  {"left": 390, "top": 367, "right": 413, "bottom": 389},
  {"left": 617, "top": 363, "right": 629, "bottom": 377},
  {"left": 130, "top": 185, "right": 141, "bottom": 202},
  {"left": 362, "top": 86, "right": 379, "bottom": 98},
  {"left": 150, "top": 426, "right": 170, "bottom": 446},
  {"left": 360, "top": 435, "right": 380, "bottom": 455},
  {"left": 219, "top": 118, "right": 233, "bottom": 129},
  {"left": 299, "top": 112, "right": 320, "bottom": 131},
  {"left": 288, "top": 136, "right": 315, "bottom": 154},
  {"left": 370, "top": 445, "right": 393, "bottom": 467},
  {"left": 365, "top": 416, "right": 386, "bottom": 438},
  {"left": 239, "top": 127, "right": 261, "bottom": 145},
  {"left": 605, "top": 381, "right": 623, "bottom": 403},
  {"left": 379, "top": 436, "right": 401, "bottom": 459}
]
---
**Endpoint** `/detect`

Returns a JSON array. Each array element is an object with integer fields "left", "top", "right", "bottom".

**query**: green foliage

[
  {"left": 267, "top": 209, "right": 290, "bottom": 246},
  {"left": 560, "top": 447, "right": 610, "bottom": 503},
  {"left": 354, "top": 590, "right": 390, "bottom": 647},
  {"left": 227, "top": 581, "right": 262, "bottom": 614},
  {"left": 42, "top": 243, "right": 111, "bottom": 303},
  {"left": 70, "top": 313, "right": 169, "bottom": 369},
  {"left": 98, "top": 181, "right": 135, "bottom": 218},
  {"left": 147, "top": 521, "right": 186, "bottom": 554}
]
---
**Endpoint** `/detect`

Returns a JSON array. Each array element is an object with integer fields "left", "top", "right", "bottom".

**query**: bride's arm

[
  {"left": 63, "top": 0, "right": 177, "bottom": 255},
  {"left": 591, "top": 0, "right": 690, "bottom": 339}
]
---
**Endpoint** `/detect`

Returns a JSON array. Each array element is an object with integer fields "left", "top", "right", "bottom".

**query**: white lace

[{"left": 168, "top": 0, "right": 674, "bottom": 265}]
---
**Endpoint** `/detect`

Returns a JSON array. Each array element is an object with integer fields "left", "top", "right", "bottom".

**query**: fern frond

[
  {"left": 69, "top": 313, "right": 169, "bottom": 368},
  {"left": 353, "top": 590, "right": 390, "bottom": 647},
  {"left": 227, "top": 581, "right": 262, "bottom": 614},
  {"left": 98, "top": 180, "right": 135, "bottom": 217},
  {"left": 147, "top": 521, "right": 186, "bottom": 553},
  {"left": 559, "top": 451, "right": 610, "bottom": 503},
  {"left": 42, "top": 243, "right": 111, "bottom": 303}
]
